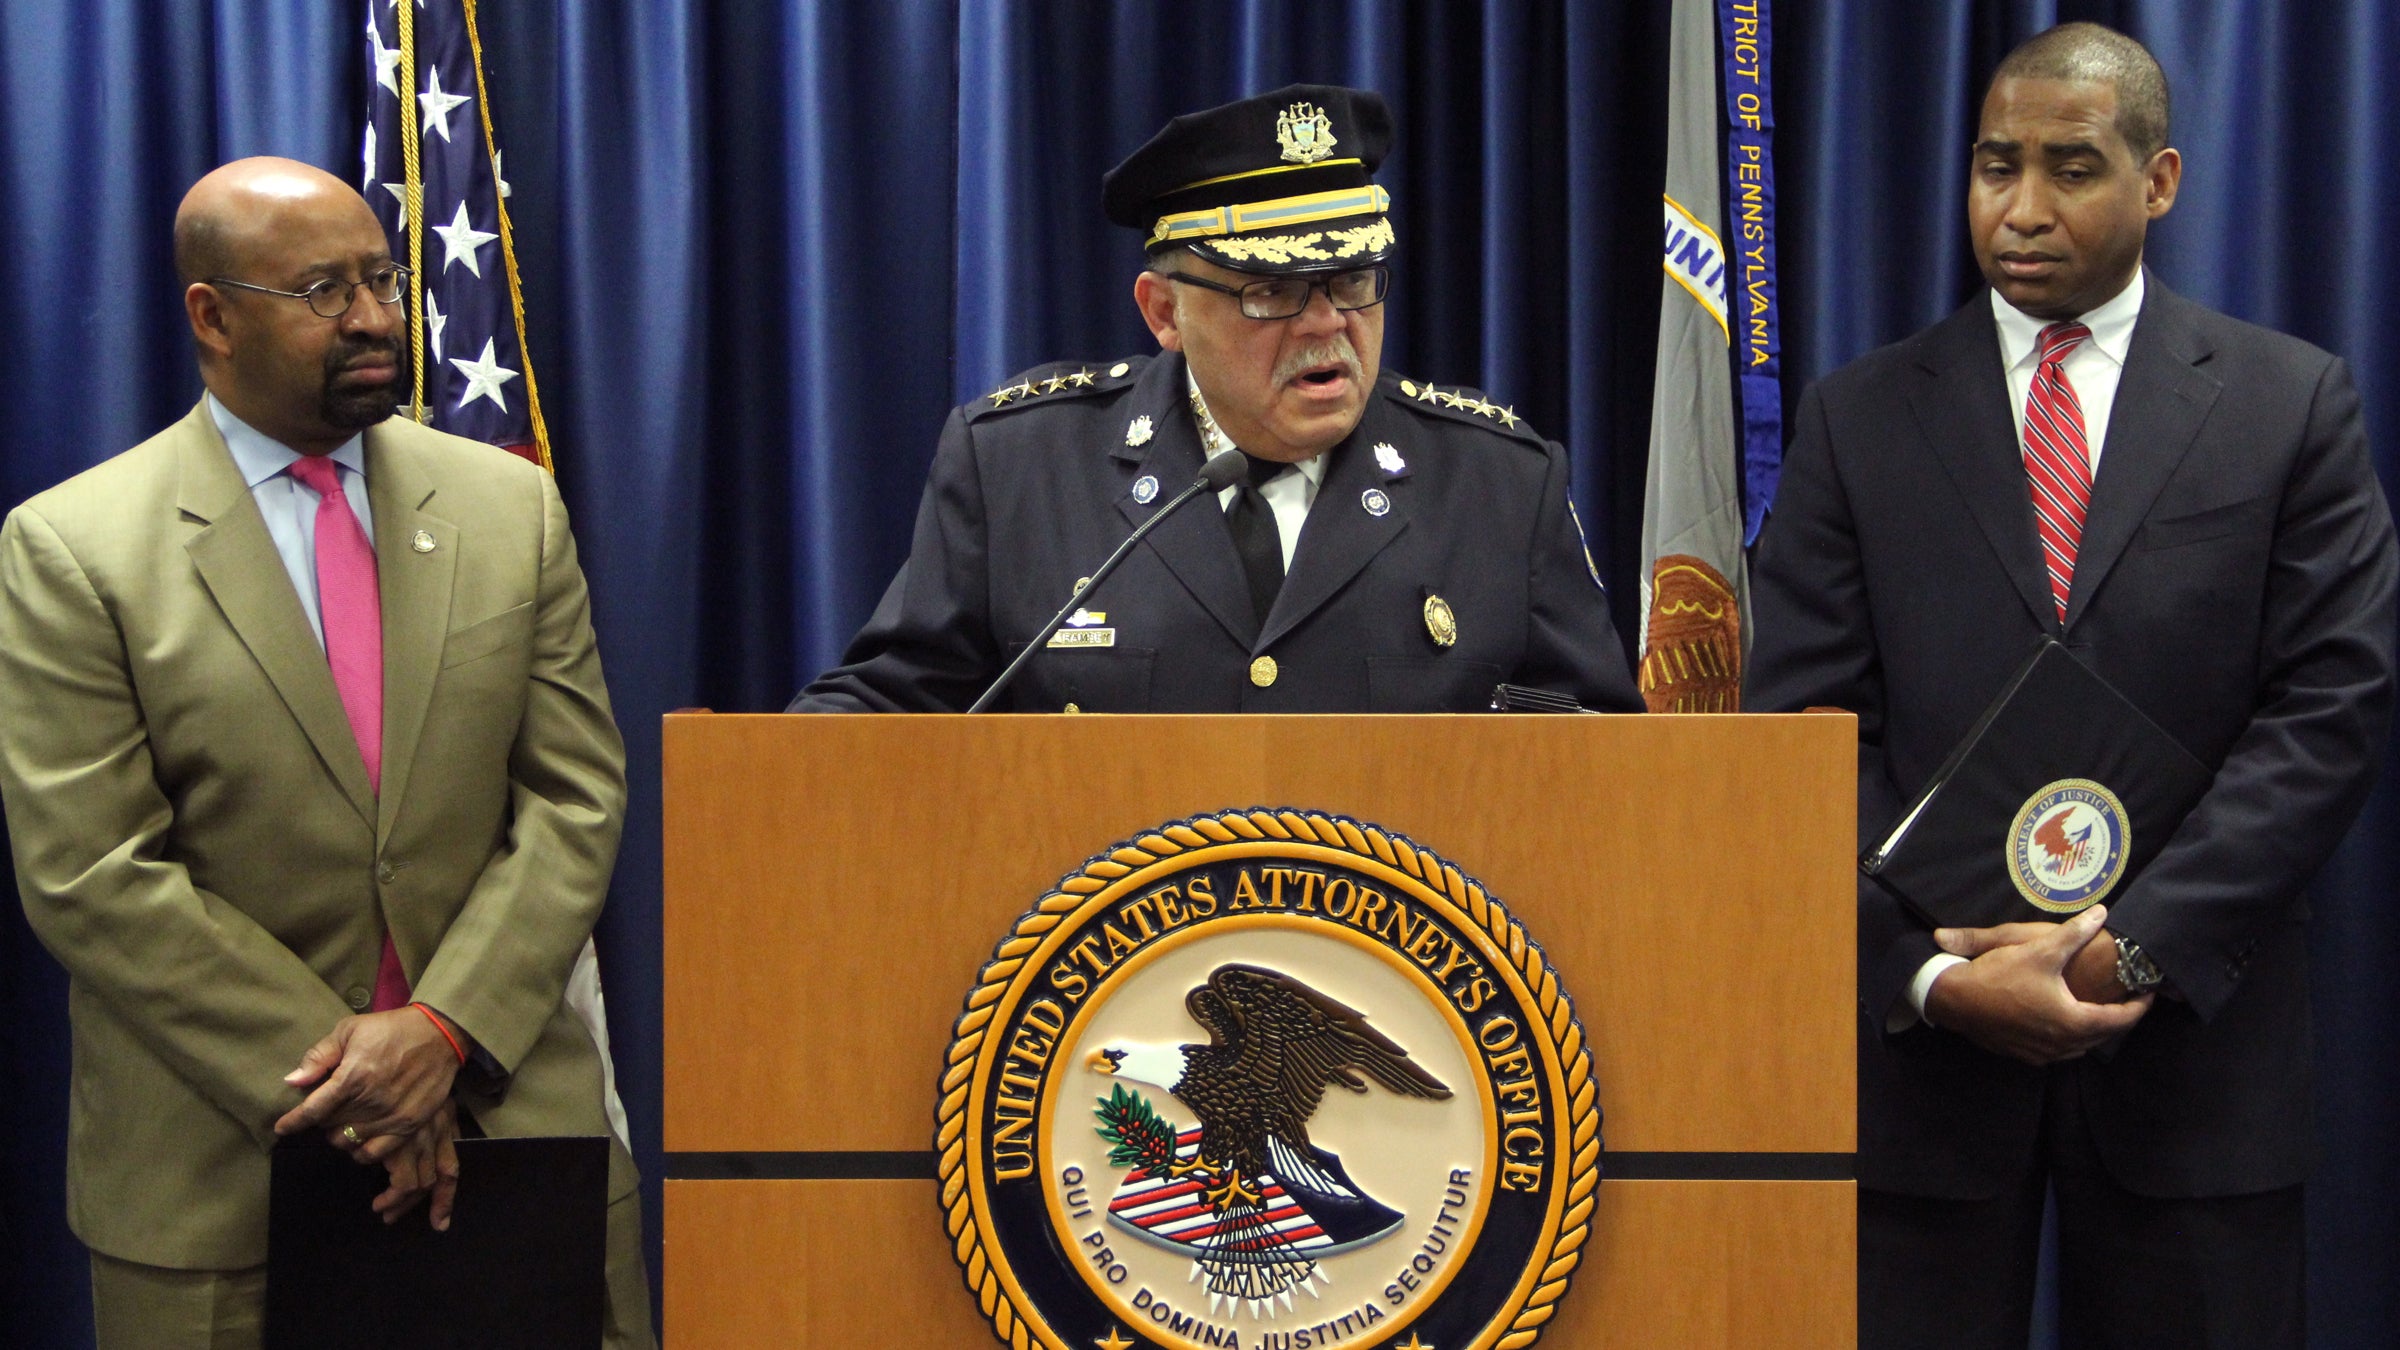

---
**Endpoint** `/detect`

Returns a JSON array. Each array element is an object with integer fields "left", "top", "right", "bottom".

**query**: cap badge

[
  {"left": 1132, "top": 475, "right": 1160, "bottom": 505},
  {"left": 1361, "top": 487, "right": 1392, "bottom": 517},
  {"left": 1276, "top": 102, "right": 1337, "bottom": 164},
  {"left": 1373, "top": 442, "right": 1406, "bottom": 475},
  {"left": 1424, "top": 594, "right": 1458, "bottom": 648},
  {"left": 1126, "top": 414, "right": 1154, "bottom": 447}
]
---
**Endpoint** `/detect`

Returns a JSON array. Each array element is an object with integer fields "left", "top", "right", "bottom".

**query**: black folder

[
  {"left": 264, "top": 1134, "right": 608, "bottom": 1350},
  {"left": 1859, "top": 639, "right": 2213, "bottom": 929}
]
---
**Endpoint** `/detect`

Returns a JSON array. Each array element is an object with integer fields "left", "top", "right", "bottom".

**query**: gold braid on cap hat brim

[
  {"left": 1150, "top": 184, "right": 1392, "bottom": 246},
  {"left": 1196, "top": 218, "right": 1396, "bottom": 267}
]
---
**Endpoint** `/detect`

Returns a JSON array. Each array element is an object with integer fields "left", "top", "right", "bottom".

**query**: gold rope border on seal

[{"left": 932, "top": 808, "right": 1602, "bottom": 1350}]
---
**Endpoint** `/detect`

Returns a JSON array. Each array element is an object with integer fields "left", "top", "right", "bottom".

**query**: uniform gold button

[
  {"left": 1108, "top": 361, "right": 1131, "bottom": 378},
  {"left": 1064, "top": 702, "right": 1082, "bottom": 714},
  {"left": 1249, "top": 656, "right": 1278, "bottom": 688}
]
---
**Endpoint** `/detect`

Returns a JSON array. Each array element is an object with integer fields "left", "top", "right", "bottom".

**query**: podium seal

[{"left": 938, "top": 809, "right": 1601, "bottom": 1350}]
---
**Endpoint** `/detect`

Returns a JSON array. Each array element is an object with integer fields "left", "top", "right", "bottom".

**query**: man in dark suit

[
  {"left": 790, "top": 85, "right": 1640, "bottom": 714},
  {"left": 1746, "top": 24, "right": 2395, "bottom": 1349}
]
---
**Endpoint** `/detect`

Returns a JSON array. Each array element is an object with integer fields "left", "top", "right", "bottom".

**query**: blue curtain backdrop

[{"left": 2, "top": 3, "right": 2394, "bottom": 1346}]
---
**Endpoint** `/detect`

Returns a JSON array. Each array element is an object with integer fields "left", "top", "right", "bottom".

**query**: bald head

[
  {"left": 177, "top": 157, "right": 405, "bottom": 455},
  {"left": 173, "top": 157, "right": 374, "bottom": 286},
  {"left": 1992, "top": 22, "right": 2170, "bottom": 162}
]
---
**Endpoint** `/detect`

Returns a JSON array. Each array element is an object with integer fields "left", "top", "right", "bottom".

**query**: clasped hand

[
  {"left": 274, "top": 1007, "right": 464, "bottom": 1228},
  {"left": 1921, "top": 904, "right": 2154, "bottom": 1065}
]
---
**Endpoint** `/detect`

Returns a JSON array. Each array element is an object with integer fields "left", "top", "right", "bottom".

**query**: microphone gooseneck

[{"left": 964, "top": 449, "right": 1253, "bottom": 713}]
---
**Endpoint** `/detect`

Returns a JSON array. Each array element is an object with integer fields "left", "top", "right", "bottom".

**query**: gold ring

[{"left": 342, "top": 1125, "right": 363, "bottom": 1145}]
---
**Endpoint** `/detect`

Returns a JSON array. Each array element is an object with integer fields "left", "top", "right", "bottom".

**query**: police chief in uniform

[{"left": 789, "top": 85, "right": 1641, "bottom": 714}]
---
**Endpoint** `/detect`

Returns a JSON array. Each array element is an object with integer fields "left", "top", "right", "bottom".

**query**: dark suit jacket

[
  {"left": 793, "top": 352, "right": 1641, "bottom": 714},
  {"left": 1746, "top": 279, "right": 2396, "bottom": 1200}
]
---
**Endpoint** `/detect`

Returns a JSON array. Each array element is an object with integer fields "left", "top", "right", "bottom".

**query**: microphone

[{"left": 966, "top": 449, "right": 1249, "bottom": 713}]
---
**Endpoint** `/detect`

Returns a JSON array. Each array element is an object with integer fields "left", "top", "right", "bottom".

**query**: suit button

[
  {"left": 1249, "top": 656, "right": 1278, "bottom": 688},
  {"left": 345, "top": 986, "right": 372, "bottom": 1011},
  {"left": 377, "top": 860, "right": 399, "bottom": 884},
  {"left": 1063, "top": 702, "right": 1082, "bottom": 714}
]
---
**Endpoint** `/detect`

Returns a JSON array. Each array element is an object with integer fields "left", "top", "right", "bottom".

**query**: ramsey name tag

[{"left": 1046, "top": 628, "right": 1116, "bottom": 649}]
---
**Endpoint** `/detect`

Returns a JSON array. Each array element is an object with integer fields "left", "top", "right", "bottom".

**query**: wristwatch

[{"left": 2113, "top": 933, "right": 2164, "bottom": 993}]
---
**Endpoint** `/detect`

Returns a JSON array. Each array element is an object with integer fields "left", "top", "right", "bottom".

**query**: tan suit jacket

[{"left": 0, "top": 403, "right": 629, "bottom": 1268}]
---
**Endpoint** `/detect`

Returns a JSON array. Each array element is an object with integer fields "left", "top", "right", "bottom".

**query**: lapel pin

[
  {"left": 1373, "top": 442, "right": 1406, "bottom": 474},
  {"left": 1361, "top": 487, "right": 1392, "bottom": 517},
  {"left": 1132, "top": 475, "right": 1160, "bottom": 504},
  {"left": 411, "top": 530, "right": 437, "bottom": 553},
  {"left": 1424, "top": 594, "right": 1458, "bottom": 647},
  {"left": 1126, "top": 414, "right": 1154, "bottom": 447}
]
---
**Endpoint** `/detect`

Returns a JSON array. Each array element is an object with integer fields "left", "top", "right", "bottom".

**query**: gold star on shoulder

[
  {"left": 1497, "top": 405, "right": 1519, "bottom": 427},
  {"left": 1394, "top": 1334, "right": 1436, "bottom": 1350},
  {"left": 1014, "top": 381, "right": 1038, "bottom": 400},
  {"left": 1042, "top": 375, "right": 1068, "bottom": 394},
  {"left": 988, "top": 385, "right": 1016, "bottom": 406},
  {"left": 1414, "top": 382, "right": 1441, "bottom": 402},
  {"left": 1069, "top": 369, "right": 1097, "bottom": 386},
  {"left": 1436, "top": 391, "right": 1464, "bottom": 409},
  {"left": 1095, "top": 1328, "right": 1135, "bottom": 1350}
]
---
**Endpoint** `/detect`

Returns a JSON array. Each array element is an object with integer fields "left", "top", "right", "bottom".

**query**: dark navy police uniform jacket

[{"left": 791, "top": 352, "right": 1641, "bottom": 714}]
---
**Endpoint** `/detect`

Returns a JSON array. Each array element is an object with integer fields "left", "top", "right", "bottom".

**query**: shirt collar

[
  {"left": 1991, "top": 267, "right": 2145, "bottom": 372},
  {"left": 206, "top": 392, "right": 368, "bottom": 489},
  {"left": 1184, "top": 368, "right": 1328, "bottom": 487}
]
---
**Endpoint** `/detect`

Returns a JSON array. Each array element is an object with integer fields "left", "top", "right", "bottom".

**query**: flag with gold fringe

[
  {"left": 360, "top": 1, "right": 625, "bottom": 1150},
  {"left": 362, "top": 0, "right": 550, "bottom": 467}
]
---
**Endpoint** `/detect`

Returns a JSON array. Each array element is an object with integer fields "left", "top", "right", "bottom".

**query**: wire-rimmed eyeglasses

[{"left": 207, "top": 263, "right": 413, "bottom": 319}]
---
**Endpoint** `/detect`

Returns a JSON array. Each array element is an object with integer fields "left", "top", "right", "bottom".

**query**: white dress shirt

[
  {"left": 1903, "top": 269, "right": 2147, "bottom": 1029},
  {"left": 207, "top": 393, "right": 372, "bottom": 651},
  {"left": 1188, "top": 373, "right": 1324, "bottom": 571}
]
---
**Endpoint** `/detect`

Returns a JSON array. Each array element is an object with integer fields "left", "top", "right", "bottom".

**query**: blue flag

[{"left": 362, "top": 0, "right": 550, "bottom": 467}]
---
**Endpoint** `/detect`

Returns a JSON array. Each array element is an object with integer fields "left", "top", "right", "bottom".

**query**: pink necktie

[
  {"left": 2022, "top": 321, "right": 2094, "bottom": 623},
  {"left": 288, "top": 456, "right": 408, "bottom": 1011}
]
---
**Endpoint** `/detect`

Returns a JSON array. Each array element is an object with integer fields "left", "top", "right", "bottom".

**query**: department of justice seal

[
  {"left": 938, "top": 810, "right": 1601, "bottom": 1350},
  {"left": 2006, "top": 778, "right": 2131, "bottom": 913}
]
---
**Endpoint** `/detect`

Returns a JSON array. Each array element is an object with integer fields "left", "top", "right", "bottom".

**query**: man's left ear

[{"left": 2144, "top": 147, "right": 2183, "bottom": 220}]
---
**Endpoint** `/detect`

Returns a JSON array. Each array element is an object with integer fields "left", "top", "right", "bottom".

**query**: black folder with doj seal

[{"left": 1859, "top": 639, "right": 2215, "bottom": 929}]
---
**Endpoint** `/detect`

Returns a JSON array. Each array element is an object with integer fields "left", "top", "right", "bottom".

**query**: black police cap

[{"left": 1102, "top": 84, "right": 1395, "bottom": 276}]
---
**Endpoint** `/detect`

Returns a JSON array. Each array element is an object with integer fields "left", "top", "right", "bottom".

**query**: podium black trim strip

[{"left": 662, "top": 1150, "right": 1855, "bottom": 1183}]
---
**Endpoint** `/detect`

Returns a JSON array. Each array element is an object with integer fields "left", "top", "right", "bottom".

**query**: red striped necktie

[
  {"left": 288, "top": 455, "right": 409, "bottom": 1012},
  {"left": 2022, "top": 321, "right": 2094, "bottom": 623}
]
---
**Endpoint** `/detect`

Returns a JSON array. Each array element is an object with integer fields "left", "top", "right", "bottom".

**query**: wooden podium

[{"left": 663, "top": 713, "right": 1855, "bottom": 1347}]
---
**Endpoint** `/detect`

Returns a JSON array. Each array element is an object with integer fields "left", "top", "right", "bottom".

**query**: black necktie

[{"left": 1227, "top": 454, "right": 1286, "bottom": 624}]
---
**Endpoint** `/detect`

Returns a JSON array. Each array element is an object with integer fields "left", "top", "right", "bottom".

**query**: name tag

[{"left": 1047, "top": 628, "right": 1117, "bottom": 649}]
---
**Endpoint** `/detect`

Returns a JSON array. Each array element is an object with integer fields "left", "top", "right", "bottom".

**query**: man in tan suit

[{"left": 0, "top": 160, "right": 650, "bottom": 1346}]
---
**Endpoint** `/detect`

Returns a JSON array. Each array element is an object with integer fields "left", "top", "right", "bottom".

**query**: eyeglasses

[
  {"left": 1158, "top": 265, "right": 1389, "bottom": 320},
  {"left": 207, "top": 263, "right": 413, "bottom": 319}
]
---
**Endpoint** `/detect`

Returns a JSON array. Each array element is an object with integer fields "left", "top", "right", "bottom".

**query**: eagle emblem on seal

[
  {"left": 938, "top": 808, "right": 1600, "bottom": 1349},
  {"left": 1090, "top": 964, "right": 1450, "bottom": 1311}
]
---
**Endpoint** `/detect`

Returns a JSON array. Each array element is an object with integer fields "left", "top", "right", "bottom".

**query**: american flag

[
  {"left": 358, "top": 2, "right": 629, "bottom": 1151},
  {"left": 361, "top": 0, "right": 549, "bottom": 467}
]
